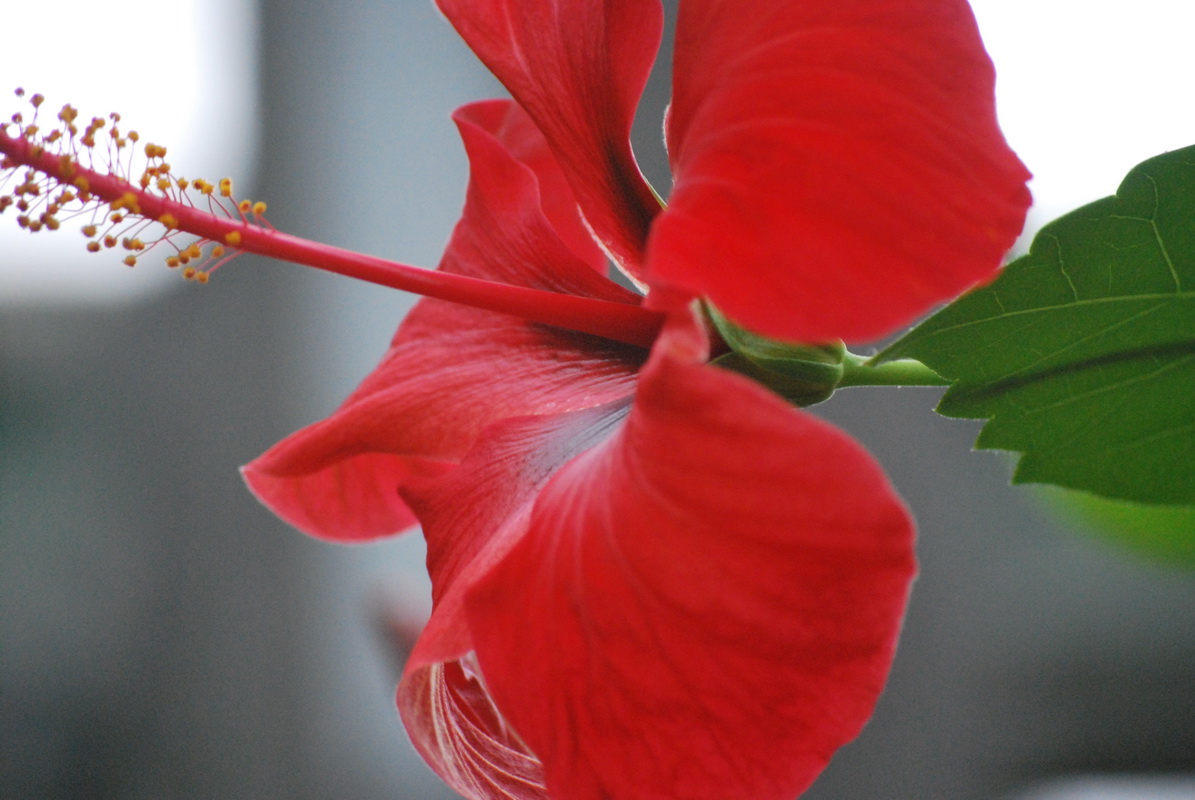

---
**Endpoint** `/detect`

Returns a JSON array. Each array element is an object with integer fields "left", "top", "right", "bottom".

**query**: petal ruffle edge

[
  {"left": 436, "top": 0, "right": 664, "bottom": 276},
  {"left": 244, "top": 101, "right": 644, "bottom": 541}
]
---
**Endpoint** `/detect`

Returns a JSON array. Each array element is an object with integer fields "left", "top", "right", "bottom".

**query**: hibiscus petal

[
  {"left": 398, "top": 402, "right": 631, "bottom": 800},
  {"left": 457, "top": 101, "right": 608, "bottom": 273},
  {"left": 243, "top": 103, "right": 645, "bottom": 542},
  {"left": 649, "top": 0, "right": 1033, "bottom": 343},
  {"left": 436, "top": 0, "right": 664, "bottom": 275},
  {"left": 399, "top": 311, "right": 916, "bottom": 798}
]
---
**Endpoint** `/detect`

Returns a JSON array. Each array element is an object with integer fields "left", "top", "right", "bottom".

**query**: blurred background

[{"left": 2, "top": 2, "right": 1193, "bottom": 798}]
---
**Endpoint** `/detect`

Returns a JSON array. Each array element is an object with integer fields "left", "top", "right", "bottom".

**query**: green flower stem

[{"left": 837, "top": 353, "right": 949, "bottom": 388}]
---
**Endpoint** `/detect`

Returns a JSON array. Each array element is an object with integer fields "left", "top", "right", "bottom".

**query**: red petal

[
  {"left": 398, "top": 311, "right": 916, "bottom": 798},
  {"left": 457, "top": 101, "right": 607, "bottom": 273},
  {"left": 400, "top": 658, "right": 548, "bottom": 800},
  {"left": 648, "top": 0, "right": 1032, "bottom": 343},
  {"left": 436, "top": 0, "right": 664, "bottom": 276},
  {"left": 398, "top": 403, "right": 631, "bottom": 800},
  {"left": 243, "top": 103, "right": 644, "bottom": 542}
]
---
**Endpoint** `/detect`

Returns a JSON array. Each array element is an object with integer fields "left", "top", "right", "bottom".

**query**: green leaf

[
  {"left": 881, "top": 146, "right": 1195, "bottom": 505},
  {"left": 1040, "top": 487, "right": 1195, "bottom": 570}
]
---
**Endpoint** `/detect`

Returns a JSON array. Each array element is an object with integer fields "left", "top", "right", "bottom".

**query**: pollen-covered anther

[
  {"left": 110, "top": 192, "right": 141, "bottom": 215},
  {"left": 3, "top": 91, "right": 272, "bottom": 281}
]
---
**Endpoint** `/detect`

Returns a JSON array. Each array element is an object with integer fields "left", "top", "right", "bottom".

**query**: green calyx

[
  {"left": 707, "top": 305, "right": 948, "bottom": 407},
  {"left": 707, "top": 306, "right": 847, "bottom": 407}
]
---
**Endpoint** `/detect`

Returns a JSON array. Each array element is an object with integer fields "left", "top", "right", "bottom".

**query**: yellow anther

[
  {"left": 4, "top": 93, "right": 264, "bottom": 281},
  {"left": 56, "top": 155, "right": 76, "bottom": 179},
  {"left": 109, "top": 191, "right": 141, "bottom": 215}
]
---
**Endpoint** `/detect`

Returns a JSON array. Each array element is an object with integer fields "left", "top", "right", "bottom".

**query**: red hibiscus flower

[{"left": 242, "top": 1, "right": 1030, "bottom": 798}]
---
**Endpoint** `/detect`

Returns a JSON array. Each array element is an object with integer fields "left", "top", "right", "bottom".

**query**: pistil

[{"left": 0, "top": 96, "right": 663, "bottom": 349}]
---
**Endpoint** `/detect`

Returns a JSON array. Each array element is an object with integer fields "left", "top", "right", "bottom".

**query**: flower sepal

[{"left": 708, "top": 305, "right": 845, "bottom": 407}]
